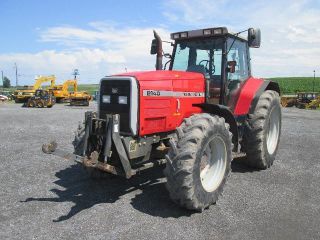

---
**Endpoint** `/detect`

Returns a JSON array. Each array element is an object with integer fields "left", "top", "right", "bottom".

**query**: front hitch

[{"left": 41, "top": 113, "right": 133, "bottom": 179}]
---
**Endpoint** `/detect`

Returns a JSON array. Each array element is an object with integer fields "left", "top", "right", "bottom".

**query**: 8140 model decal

[{"left": 143, "top": 90, "right": 204, "bottom": 97}]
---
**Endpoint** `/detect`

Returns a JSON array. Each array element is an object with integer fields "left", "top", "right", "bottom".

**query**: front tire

[
  {"left": 37, "top": 100, "right": 44, "bottom": 108},
  {"left": 28, "top": 100, "right": 35, "bottom": 108},
  {"left": 164, "top": 114, "right": 232, "bottom": 211},
  {"left": 242, "top": 90, "right": 281, "bottom": 169}
]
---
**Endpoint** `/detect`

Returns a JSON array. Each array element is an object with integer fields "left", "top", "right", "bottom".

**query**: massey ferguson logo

[{"left": 145, "top": 90, "right": 160, "bottom": 96}]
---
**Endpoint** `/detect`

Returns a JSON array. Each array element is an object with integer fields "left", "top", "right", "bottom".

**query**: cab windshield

[{"left": 171, "top": 38, "right": 224, "bottom": 80}]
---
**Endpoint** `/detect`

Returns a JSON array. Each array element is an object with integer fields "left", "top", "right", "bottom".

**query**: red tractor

[{"left": 43, "top": 27, "right": 281, "bottom": 211}]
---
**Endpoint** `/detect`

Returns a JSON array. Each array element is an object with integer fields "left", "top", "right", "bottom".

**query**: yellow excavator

[
  {"left": 13, "top": 75, "right": 56, "bottom": 103},
  {"left": 50, "top": 79, "right": 78, "bottom": 103},
  {"left": 69, "top": 91, "right": 92, "bottom": 106}
]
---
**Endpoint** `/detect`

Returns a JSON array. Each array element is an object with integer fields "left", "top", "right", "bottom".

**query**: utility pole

[
  {"left": 313, "top": 70, "right": 315, "bottom": 93},
  {"left": 14, "top": 63, "right": 18, "bottom": 86}
]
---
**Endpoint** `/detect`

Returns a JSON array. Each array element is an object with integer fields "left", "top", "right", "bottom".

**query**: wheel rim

[
  {"left": 200, "top": 136, "right": 227, "bottom": 193},
  {"left": 266, "top": 107, "right": 280, "bottom": 155}
]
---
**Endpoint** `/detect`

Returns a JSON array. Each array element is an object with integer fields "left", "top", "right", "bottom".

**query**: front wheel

[
  {"left": 28, "top": 100, "right": 35, "bottom": 108},
  {"left": 164, "top": 114, "right": 232, "bottom": 211},
  {"left": 37, "top": 100, "right": 44, "bottom": 108}
]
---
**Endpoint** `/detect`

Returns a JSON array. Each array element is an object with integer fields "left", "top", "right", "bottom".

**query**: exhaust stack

[{"left": 153, "top": 30, "right": 163, "bottom": 70}]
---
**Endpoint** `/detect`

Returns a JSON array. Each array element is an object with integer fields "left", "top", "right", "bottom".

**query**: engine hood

[{"left": 114, "top": 70, "right": 204, "bottom": 81}]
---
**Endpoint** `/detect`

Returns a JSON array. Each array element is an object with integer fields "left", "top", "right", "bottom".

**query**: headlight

[
  {"left": 102, "top": 95, "right": 110, "bottom": 103},
  {"left": 118, "top": 96, "right": 127, "bottom": 104}
]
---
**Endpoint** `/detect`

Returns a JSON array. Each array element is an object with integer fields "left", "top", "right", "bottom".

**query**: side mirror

[
  {"left": 248, "top": 28, "right": 261, "bottom": 48},
  {"left": 227, "top": 61, "right": 237, "bottom": 73},
  {"left": 150, "top": 39, "right": 158, "bottom": 55}
]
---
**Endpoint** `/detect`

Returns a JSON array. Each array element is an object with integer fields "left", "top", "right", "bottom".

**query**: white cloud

[
  {"left": 1, "top": 1, "right": 320, "bottom": 86},
  {"left": 162, "top": 0, "right": 320, "bottom": 77},
  {"left": 0, "top": 23, "right": 172, "bottom": 85}
]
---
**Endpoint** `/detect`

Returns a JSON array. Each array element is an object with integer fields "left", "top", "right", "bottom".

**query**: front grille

[{"left": 99, "top": 79, "right": 132, "bottom": 134}]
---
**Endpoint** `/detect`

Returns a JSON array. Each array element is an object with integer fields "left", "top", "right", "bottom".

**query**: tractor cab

[
  {"left": 297, "top": 92, "right": 318, "bottom": 102},
  {"left": 34, "top": 89, "right": 49, "bottom": 98},
  {"left": 151, "top": 27, "right": 261, "bottom": 107}
]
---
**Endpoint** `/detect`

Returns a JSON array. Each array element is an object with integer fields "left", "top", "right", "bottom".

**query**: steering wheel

[{"left": 198, "top": 60, "right": 215, "bottom": 76}]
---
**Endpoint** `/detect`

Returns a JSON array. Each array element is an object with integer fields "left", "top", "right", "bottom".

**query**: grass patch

[
  {"left": 77, "top": 84, "right": 99, "bottom": 95},
  {"left": 269, "top": 77, "right": 320, "bottom": 94}
]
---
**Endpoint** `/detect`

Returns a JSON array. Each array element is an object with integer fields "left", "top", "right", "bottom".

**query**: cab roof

[{"left": 170, "top": 27, "right": 247, "bottom": 42}]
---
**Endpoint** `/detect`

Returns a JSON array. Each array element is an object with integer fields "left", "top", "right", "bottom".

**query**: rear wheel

[
  {"left": 242, "top": 90, "right": 281, "bottom": 169},
  {"left": 164, "top": 114, "right": 232, "bottom": 211}
]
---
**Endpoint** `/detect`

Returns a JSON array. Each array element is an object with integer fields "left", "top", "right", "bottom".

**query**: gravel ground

[{"left": 0, "top": 103, "right": 319, "bottom": 240}]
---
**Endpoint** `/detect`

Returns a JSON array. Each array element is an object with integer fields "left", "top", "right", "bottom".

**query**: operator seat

[{"left": 187, "top": 65, "right": 206, "bottom": 76}]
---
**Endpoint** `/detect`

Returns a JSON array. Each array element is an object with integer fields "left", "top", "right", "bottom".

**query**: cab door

[{"left": 224, "top": 38, "right": 250, "bottom": 110}]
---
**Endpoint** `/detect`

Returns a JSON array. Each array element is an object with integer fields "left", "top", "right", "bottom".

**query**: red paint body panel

[
  {"left": 115, "top": 71, "right": 265, "bottom": 135},
  {"left": 233, "top": 77, "right": 265, "bottom": 116},
  {"left": 117, "top": 70, "right": 205, "bottom": 136},
  {"left": 118, "top": 70, "right": 204, "bottom": 81}
]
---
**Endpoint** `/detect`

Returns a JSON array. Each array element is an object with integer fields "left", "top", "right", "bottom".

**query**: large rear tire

[
  {"left": 164, "top": 114, "right": 232, "bottom": 211},
  {"left": 241, "top": 90, "right": 281, "bottom": 169}
]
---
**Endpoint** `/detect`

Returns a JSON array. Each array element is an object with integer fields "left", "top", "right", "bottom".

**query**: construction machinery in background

[
  {"left": 50, "top": 79, "right": 78, "bottom": 103},
  {"left": 13, "top": 75, "right": 56, "bottom": 103},
  {"left": 295, "top": 92, "right": 319, "bottom": 109},
  {"left": 43, "top": 27, "right": 282, "bottom": 211},
  {"left": 306, "top": 95, "right": 320, "bottom": 109},
  {"left": 26, "top": 89, "right": 56, "bottom": 108},
  {"left": 280, "top": 94, "right": 297, "bottom": 107},
  {"left": 281, "top": 92, "right": 319, "bottom": 109},
  {"left": 69, "top": 91, "right": 91, "bottom": 106}
]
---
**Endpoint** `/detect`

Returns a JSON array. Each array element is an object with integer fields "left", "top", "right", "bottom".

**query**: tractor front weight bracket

[{"left": 42, "top": 113, "right": 134, "bottom": 179}]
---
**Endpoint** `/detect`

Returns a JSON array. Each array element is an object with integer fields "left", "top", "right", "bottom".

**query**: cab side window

[{"left": 227, "top": 39, "right": 249, "bottom": 81}]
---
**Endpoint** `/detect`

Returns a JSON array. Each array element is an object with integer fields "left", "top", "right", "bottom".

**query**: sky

[{"left": 0, "top": 0, "right": 320, "bottom": 85}]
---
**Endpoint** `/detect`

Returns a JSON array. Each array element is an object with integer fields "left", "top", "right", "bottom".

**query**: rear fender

[
  {"left": 234, "top": 78, "right": 280, "bottom": 115},
  {"left": 249, "top": 80, "right": 280, "bottom": 114}
]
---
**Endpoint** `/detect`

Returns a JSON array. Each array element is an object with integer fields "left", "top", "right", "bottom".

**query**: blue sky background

[{"left": 1, "top": 0, "right": 320, "bottom": 85}]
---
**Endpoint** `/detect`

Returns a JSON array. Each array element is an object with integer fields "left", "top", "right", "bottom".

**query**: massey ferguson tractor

[{"left": 43, "top": 27, "right": 282, "bottom": 211}]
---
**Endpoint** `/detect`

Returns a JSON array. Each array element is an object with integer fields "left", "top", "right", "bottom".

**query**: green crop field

[
  {"left": 268, "top": 77, "right": 320, "bottom": 94},
  {"left": 77, "top": 84, "right": 99, "bottom": 95}
]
